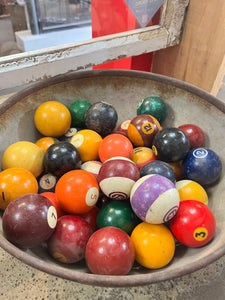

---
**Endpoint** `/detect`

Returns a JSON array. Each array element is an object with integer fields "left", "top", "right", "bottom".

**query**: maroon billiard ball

[
  {"left": 85, "top": 226, "right": 135, "bottom": 275},
  {"left": 2, "top": 193, "right": 57, "bottom": 248},
  {"left": 47, "top": 215, "right": 92, "bottom": 263},
  {"left": 178, "top": 124, "right": 205, "bottom": 149},
  {"left": 127, "top": 114, "right": 161, "bottom": 147},
  {"left": 98, "top": 157, "right": 140, "bottom": 200}
]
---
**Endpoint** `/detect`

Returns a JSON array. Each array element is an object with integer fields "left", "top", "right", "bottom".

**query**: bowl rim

[{"left": 0, "top": 69, "right": 225, "bottom": 287}]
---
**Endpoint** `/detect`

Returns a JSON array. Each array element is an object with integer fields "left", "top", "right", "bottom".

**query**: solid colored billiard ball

[
  {"left": 97, "top": 200, "right": 140, "bottom": 234},
  {"left": 130, "top": 174, "right": 180, "bottom": 224},
  {"left": 47, "top": 215, "right": 92, "bottom": 264},
  {"left": 167, "top": 161, "right": 184, "bottom": 181},
  {"left": 131, "top": 146, "right": 157, "bottom": 169},
  {"left": 131, "top": 222, "right": 175, "bottom": 269},
  {"left": 182, "top": 147, "right": 222, "bottom": 185},
  {"left": 85, "top": 226, "right": 135, "bottom": 275},
  {"left": 34, "top": 101, "right": 71, "bottom": 137},
  {"left": 40, "top": 192, "right": 63, "bottom": 218},
  {"left": 169, "top": 200, "right": 216, "bottom": 247},
  {"left": 76, "top": 206, "right": 100, "bottom": 232},
  {"left": 98, "top": 157, "right": 140, "bottom": 200},
  {"left": 140, "top": 160, "right": 176, "bottom": 183},
  {"left": 152, "top": 127, "right": 190, "bottom": 162},
  {"left": 0, "top": 168, "right": 38, "bottom": 210},
  {"left": 70, "top": 129, "right": 102, "bottom": 162},
  {"left": 43, "top": 141, "right": 81, "bottom": 177},
  {"left": 178, "top": 124, "right": 205, "bottom": 149},
  {"left": 2, "top": 141, "right": 44, "bottom": 177},
  {"left": 176, "top": 179, "right": 208, "bottom": 205},
  {"left": 37, "top": 171, "right": 58, "bottom": 193},
  {"left": 2, "top": 193, "right": 57, "bottom": 248},
  {"left": 127, "top": 114, "right": 161, "bottom": 147},
  {"left": 55, "top": 169, "right": 99, "bottom": 214},
  {"left": 98, "top": 133, "right": 133, "bottom": 162},
  {"left": 35, "top": 137, "right": 59, "bottom": 154},
  {"left": 137, "top": 96, "right": 168, "bottom": 123},
  {"left": 81, "top": 160, "right": 102, "bottom": 181},
  {"left": 85, "top": 101, "right": 118, "bottom": 137},
  {"left": 68, "top": 99, "right": 91, "bottom": 128}
]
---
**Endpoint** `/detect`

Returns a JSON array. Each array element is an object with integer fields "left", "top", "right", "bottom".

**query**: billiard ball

[
  {"left": 98, "top": 133, "right": 133, "bottom": 162},
  {"left": 137, "top": 96, "right": 168, "bottom": 123},
  {"left": 85, "top": 101, "right": 118, "bottom": 137},
  {"left": 131, "top": 222, "right": 175, "bottom": 269},
  {"left": 97, "top": 200, "right": 140, "bottom": 234},
  {"left": 0, "top": 168, "right": 38, "bottom": 210},
  {"left": 40, "top": 192, "right": 63, "bottom": 218},
  {"left": 178, "top": 124, "right": 205, "bottom": 149},
  {"left": 98, "top": 157, "right": 140, "bottom": 200},
  {"left": 34, "top": 101, "right": 71, "bottom": 137},
  {"left": 152, "top": 127, "right": 190, "bottom": 162},
  {"left": 81, "top": 160, "right": 102, "bottom": 181},
  {"left": 35, "top": 137, "right": 59, "bottom": 154},
  {"left": 2, "top": 141, "right": 44, "bottom": 177},
  {"left": 131, "top": 146, "right": 157, "bottom": 169},
  {"left": 130, "top": 174, "right": 180, "bottom": 224},
  {"left": 127, "top": 114, "right": 161, "bottom": 147},
  {"left": 167, "top": 161, "right": 184, "bottom": 181},
  {"left": 117, "top": 119, "right": 131, "bottom": 136},
  {"left": 76, "top": 206, "right": 100, "bottom": 232},
  {"left": 47, "top": 215, "right": 92, "bottom": 263},
  {"left": 140, "top": 160, "right": 176, "bottom": 183},
  {"left": 169, "top": 200, "right": 216, "bottom": 247},
  {"left": 55, "top": 169, "right": 99, "bottom": 214},
  {"left": 176, "top": 179, "right": 208, "bottom": 205},
  {"left": 68, "top": 99, "right": 91, "bottom": 128},
  {"left": 2, "top": 193, "right": 57, "bottom": 248},
  {"left": 70, "top": 129, "right": 102, "bottom": 162},
  {"left": 85, "top": 227, "right": 135, "bottom": 275},
  {"left": 43, "top": 141, "right": 81, "bottom": 177},
  {"left": 182, "top": 147, "right": 222, "bottom": 185},
  {"left": 37, "top": 171, "right": 58, "bottom": 193},
  {"left": 58, "top": 127, "right": 81, "bottom": 142}
]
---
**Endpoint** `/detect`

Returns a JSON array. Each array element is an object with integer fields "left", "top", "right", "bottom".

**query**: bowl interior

[{"left": 0, "top": 70, "right": 225, "bottom": 287}]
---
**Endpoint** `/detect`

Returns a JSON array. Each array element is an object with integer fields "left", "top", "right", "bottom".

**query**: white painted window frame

[{"left": 0, "top": 0, "right": 189, "bottom": 91}]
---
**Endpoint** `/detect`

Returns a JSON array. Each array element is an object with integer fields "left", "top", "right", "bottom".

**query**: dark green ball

[
  {"left": 97, "top": 200, "right": 140, "bottom": 235},
  {"left": 68, "top": 99, "right": 91, "bottom": 128},
  {"left": 137, "top": 96, "right": 168, "bottom": 123}
]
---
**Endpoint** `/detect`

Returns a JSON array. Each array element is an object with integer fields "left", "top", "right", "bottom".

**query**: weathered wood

[
  {"left": 152, "top": 0, "right": 225, "bottom": 95},
  {"left": 0, "top": 0, "right": 189, "bottom": 91}
]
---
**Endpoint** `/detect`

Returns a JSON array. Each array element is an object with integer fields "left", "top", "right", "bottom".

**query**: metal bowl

[{"left": 0, "top": 70, "right": 225, "bottom": 287}]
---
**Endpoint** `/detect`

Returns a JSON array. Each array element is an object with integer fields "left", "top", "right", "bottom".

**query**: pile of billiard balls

[{"left": 0, "top": 96, "right": 222, "bottom": 275}]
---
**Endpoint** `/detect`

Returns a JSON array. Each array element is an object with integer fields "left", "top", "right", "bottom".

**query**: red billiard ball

[
  {"left": 178, "top": 124, "right": 205, "bottom": 149},
  {"left": 98, "top": 157, "right": 140, "bottom": 200},
  {"left": 47, "top": 215, "right": 92, "bottom": 263},
  {"left": 98, "top": 133, "right": 133, "bottom": 162},
  {"left": 169, "top": 200, "right": 216, "bottom": 247},
  {"left": 127, "top": 114, "right": 161, "bottom": 147},
  {"left": 2, "top": 193, "right": 57, "bottom": 248},
  {"left": 117, "top": 119, "right": 131, "bottom": 136},
  {"left": 85, "top": 226, "right": 135, "bottom": 275}
]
